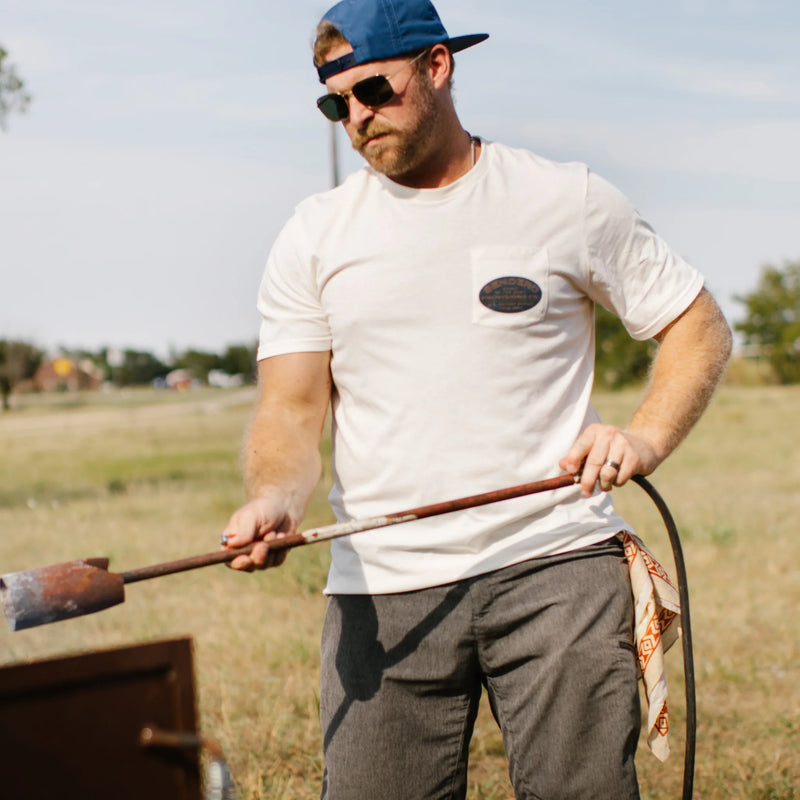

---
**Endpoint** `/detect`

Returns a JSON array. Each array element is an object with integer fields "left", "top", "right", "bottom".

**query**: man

[{"left": 221, "top": 1, "right": 732, "bottom": 797}]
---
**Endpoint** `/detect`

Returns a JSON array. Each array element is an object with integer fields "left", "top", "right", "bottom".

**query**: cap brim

[
  {"left": 446, "top": 33, "right": 489, "bottom": 53},
  {"left": 317, "top": 33, "right": 489, "bottom": 83}
]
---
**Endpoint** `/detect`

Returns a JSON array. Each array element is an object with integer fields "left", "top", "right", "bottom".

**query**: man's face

[{"left": 323, "top": 45, "right": 442, "bottom": 180}]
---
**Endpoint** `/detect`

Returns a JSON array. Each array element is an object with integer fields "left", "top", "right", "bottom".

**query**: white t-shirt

[{"left": 257, "top": 141, "right": 704, "bottom": 594}]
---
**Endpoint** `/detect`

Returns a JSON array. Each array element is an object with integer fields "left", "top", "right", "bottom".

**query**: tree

[
  {"left": 735, "top": 260, "right": 800, "bottom": 384},
  {"left": 114, "top": 349, "right": 169, "bottom": 386},
  {"left": 0, "top": 46, "right": 31, "bottom": 130},
  {"left": 594, "top": 304, "right": 656, "bottom": 389},
  {"left": 219, "top": 343, "right": 257, "bottom": 381},
  {"left": 0, "top": 340, "right": 43, "bottom": 410},
  {"left": 173, "top": 349, "right": 222, "bottom": 382}
]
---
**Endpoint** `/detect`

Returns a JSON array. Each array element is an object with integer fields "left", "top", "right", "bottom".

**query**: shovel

[{"left": 1, "top": 473, "right": 577, "bottom": 631}]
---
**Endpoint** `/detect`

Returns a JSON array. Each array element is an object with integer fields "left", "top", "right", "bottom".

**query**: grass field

[{"left": 0, "top": 384, "right": 797, "bottom": 799}]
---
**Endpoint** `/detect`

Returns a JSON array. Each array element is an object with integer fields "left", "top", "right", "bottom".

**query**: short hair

[{"left": 313, "top": 20, "right": 350, "bottom": 67}]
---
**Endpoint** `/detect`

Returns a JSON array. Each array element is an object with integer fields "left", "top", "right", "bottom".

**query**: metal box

[{"left": 0, "top": 637, "right": 202, "bottom": 799}]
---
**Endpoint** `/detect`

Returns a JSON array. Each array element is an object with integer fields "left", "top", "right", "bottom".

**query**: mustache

[{"left": 351, "top": 122, "right": 397, "bottom": 150}]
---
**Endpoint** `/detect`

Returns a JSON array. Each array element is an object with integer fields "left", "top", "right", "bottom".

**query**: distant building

[
  {"left": 208, "top": 369, "right": 244, "bottom": 388},
  {"left": 32, "top": 357, "right": 104, "bottom": 392},
  {"left": 165, "top": 369, "right": 194, "bottom": 390}
]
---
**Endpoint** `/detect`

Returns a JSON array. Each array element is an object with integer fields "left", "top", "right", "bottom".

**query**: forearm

[
  {"left": 561, "top": 289, "right": 732, "bottom": 494},
  {"left": 236, "top": 351, "right": 331, "bottom": 532},
  {"left": 626, "top": 288, "right": 732, "bottom": 464},
  {"left": 242, "top": 400, "right": 324, "bottom": 525}
]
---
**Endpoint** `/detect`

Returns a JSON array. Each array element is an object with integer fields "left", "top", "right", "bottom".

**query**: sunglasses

[{"left": 316, "top": 50, "right": 428, "bottom": 122}]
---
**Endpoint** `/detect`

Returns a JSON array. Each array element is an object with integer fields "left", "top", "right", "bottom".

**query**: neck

[{"left": 390, "top": 116, "right": 478, "bottom": 190}]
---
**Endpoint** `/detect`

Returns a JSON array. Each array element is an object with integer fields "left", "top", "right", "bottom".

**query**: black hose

[{"left": 632, "top": 475, "right": 696, "bottom": 800}]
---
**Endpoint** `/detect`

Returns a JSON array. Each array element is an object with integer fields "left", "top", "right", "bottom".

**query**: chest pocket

[{"left": 471, "top": 247, "right": 549, "bottom": 329}]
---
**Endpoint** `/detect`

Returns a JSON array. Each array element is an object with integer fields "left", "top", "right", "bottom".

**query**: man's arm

[
  {"left": 560, "top": 288, "right": 732, "bottom": 496},
  {"left": 222, "top": 351, "right": 332, "bottom": 570}
]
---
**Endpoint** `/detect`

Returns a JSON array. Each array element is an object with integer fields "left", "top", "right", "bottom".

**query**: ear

[{"left": 427, "top": 43, "right": 452, "bottom": 90}]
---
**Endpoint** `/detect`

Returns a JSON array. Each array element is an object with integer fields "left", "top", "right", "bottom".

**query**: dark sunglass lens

[
  {"left": 317, "top": 94, "right": 349, "bottom": 122},
  {"left": 352, "top": 75, "right": 394, "bottom": 108}
]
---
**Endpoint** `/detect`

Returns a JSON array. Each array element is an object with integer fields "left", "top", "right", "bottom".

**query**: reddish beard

[
  {"left": 351, "top": 122, "right": 398, "bottom": 153},
  {"left": 348, "top": 70, "right": 440, "bottom": 179}
]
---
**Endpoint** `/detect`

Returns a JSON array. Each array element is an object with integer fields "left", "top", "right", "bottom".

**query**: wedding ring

[{"left": 603, "top": 459, "right": 621, "bottom": 471}]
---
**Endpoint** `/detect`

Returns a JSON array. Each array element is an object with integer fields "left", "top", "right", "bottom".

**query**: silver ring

[
  {"left": 603, "top": 459, "right": 621, "bottom": 471},
  {"left": 220, "top": 533, "right": 230, "bottom": 546}
]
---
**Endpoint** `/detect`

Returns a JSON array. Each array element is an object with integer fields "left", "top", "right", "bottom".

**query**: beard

[{"left": 348, "top": 70, "right": 441, "bottom": 180}]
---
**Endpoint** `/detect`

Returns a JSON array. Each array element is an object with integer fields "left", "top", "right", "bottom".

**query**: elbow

[
  {"left": 705, "top": 301, "right": 734, "bottom": 383},
  {"left": 721, "top": 318, "right": 734, "bottom": 362},
  {"left": 693, "top": 287, "right": 734, "bottom": 361},
  {"left": 710, "top": 298, "right": 734, "bottom": 363}
]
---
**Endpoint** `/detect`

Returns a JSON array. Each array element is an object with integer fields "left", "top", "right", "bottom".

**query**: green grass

[{"left": 1, "top": 384, "right": 798, "bottom": 798}]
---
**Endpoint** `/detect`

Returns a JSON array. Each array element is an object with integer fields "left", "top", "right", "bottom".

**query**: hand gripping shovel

[{"left": 1, "top": 474, "right": 577, "bottom": 632}]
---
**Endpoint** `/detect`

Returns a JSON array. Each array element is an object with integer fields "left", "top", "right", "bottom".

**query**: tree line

[
  {"left": 596, "top": 259, "right": 800, "bottom": 388},
  {"left": 0, "top": 343, "right": 258, "bottom": 410},
  {"left": 594, "top": 259, "right": 800, "bottom": 388},
  {"left": 2, "top": 259, "right": 800, "bottom": 409}
]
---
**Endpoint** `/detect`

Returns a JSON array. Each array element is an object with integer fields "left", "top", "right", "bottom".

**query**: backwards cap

[{"left": 317, "top": 0, "right": 488, "bottom": 83}]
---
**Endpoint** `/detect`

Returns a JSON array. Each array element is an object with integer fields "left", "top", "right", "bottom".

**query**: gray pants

[{"left": 320, "top": 538, "right": 640, "bottom": 800}]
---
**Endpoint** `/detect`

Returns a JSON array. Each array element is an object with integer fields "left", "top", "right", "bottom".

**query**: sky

[{"left": 1, "top": 0, "right": 798, "bottom": 357}]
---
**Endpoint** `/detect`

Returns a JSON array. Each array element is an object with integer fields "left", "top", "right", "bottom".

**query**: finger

[
  {"left": 558, "top": 426, "right": 598, "bottom": 475},
  {"left": 600, "top": 425, "right": 648, "bottom": 490},
  {"left": 248, "top": 541, "right": 272, "bottom": 567},
  {"left": 220, "top": 521, "right": 253, "bottom": 550},
  {"left": 597, "top": 456, "right": 623, "bottom": 492},
  {"left": 249, "top": 540, "right": 291, "bottom": 569},
  {"left": 265, "top": 549, "right": 289, "bottom": 568},
  {"left": 228, "top": 554, "right": 256, "bottom": 572},
  {"left": 579, "top": 460, "right": 603, "bottom": 496},
  {"left": 220, "top": 512, "right": 271, "bottom": 550},
  {"left": 259, "top": 533, "right": 291, "bottom": 568},
  {"left": 578, "top": 437, "right": 617, "bottom": 497},
  {"left": 611, "top": 452, "right": 636, "bottom": 487}
]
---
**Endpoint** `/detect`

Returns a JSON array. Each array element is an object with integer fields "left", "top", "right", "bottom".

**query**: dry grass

[{"left": 0, "top": 385, "right": 798, "bottom": 799}]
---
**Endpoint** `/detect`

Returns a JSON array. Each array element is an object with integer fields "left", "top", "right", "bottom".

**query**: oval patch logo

[{"left": 479, "top": 277, "right": 542, "bottom": 313}]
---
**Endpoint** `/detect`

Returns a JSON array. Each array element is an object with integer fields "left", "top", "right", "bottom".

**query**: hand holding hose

[{"left": 559, "top": 423, "right": 663, "bottom": 497}]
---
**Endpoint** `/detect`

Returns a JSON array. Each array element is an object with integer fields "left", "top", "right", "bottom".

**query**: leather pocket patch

[{"left": 479, "top": 277, "right": 542, "bottom": 313}]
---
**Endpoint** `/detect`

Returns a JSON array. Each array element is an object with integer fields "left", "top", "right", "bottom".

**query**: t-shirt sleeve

[
  {"left": 256, "top": 213, "right": 332, "bottom": 360},
  {"left": 582, "top": 171, "right": 705, "bottom": 341}
]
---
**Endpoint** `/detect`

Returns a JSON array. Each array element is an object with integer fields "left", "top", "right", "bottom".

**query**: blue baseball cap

[{"left": 316, "top": 0, "right": 488, "bottom": 83}]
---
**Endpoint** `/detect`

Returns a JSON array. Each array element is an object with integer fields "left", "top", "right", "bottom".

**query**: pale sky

[{"left": 1, "top": 0, "right": 798, "bottom": 356}]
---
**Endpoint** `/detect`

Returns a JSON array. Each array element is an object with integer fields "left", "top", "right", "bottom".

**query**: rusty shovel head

[{"left": 0, "top": 558, "right": 125, "bottom": 632}]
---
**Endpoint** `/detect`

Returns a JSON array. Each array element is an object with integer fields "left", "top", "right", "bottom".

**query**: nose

[{"left": 345, "top": 94, "right": 374, "bottom": 128}]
